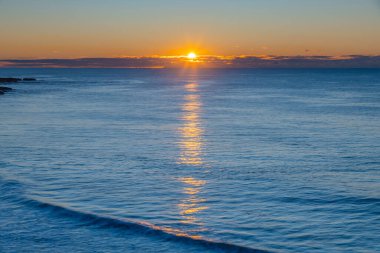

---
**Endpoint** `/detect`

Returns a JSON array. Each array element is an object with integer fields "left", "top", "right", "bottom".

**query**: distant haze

[{"left": 0, "top": 0, "right": 379, "bottom": 59}]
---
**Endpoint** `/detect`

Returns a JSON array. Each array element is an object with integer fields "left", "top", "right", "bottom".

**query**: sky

[{"left": 0, "top": 0, "right": 379, "bottom": 60}]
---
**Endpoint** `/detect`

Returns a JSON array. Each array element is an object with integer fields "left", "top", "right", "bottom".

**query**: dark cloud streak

[{"left": 1, "top": 55, "right": 379, "bottom": 68}]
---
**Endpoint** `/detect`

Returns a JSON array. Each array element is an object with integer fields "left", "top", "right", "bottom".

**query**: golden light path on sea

[{"left": 177, "top": 82, "right": 209, "bottom": 230}]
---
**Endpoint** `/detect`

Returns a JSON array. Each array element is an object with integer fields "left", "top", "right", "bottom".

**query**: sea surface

[{"left": 0, "top": 68, "right": 379, "bottom": 253}]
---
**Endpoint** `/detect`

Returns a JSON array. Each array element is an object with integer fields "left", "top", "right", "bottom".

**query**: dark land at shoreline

[{"left": 0, "top": 77, "right": 36, "bottom": 95}]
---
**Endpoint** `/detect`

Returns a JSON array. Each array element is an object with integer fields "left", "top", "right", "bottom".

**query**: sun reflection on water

[
  {"left": 178, "top": 84, "right": 204, "bottom": 166},
  {"left": 177, "top": 82, "right": 208, "bottom": 230}
]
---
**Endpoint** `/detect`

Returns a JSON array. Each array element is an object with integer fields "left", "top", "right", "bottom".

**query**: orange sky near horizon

[{"left": 0, "top": 0, "right": 379, "bottom": 59}]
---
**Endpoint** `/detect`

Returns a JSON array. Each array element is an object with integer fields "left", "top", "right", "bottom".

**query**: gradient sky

[{"left": 0, "top": 0, "right": 379, "bottom": 59}]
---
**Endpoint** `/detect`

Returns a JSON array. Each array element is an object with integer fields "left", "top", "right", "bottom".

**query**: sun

[{"left": 187, "top": 52, "right": 197, "bottom": 60}]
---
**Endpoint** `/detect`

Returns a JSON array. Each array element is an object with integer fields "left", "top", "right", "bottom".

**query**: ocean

[{"left": 0, "top": 68, "right": 379, "bottom": 252}]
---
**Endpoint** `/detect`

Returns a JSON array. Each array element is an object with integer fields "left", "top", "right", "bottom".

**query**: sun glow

[{"left": 187, "top": 52, "right": 197, "bottom": 60}]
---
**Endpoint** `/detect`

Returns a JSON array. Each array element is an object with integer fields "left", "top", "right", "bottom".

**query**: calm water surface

[{"left": 0, "top": 68, "right": 379, "bottom": 252}]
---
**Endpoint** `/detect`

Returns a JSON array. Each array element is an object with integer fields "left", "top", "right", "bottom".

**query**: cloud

[{"left": 1, "top": 55, "right": 380, "bottom": 68}]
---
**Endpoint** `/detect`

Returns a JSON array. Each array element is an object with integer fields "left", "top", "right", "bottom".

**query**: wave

[
  {"left": 276, "top": 195, "right": 380, "bottom": 207},
  {"left": 0, "top": 176, "right": 269, "bottom": 253},
  {"left": 0, "top": 175, "right": 28, "bottom": 199}
]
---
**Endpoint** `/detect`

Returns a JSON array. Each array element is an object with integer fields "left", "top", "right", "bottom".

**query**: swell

[
  {"left": 0, "top": 176, "right": 269, "bottom": 253},
  {"left": 276, "top": 195, "right": 380, "bottom": 206}
]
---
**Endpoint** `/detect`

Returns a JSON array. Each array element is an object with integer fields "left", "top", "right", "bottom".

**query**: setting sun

[{"left": 187, "top": 52, "right": 197, "bottom": 60}]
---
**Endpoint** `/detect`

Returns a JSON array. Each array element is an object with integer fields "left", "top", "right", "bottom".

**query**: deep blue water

[{"left": 0, "top": 68, "right": 379, "bottom": 253}]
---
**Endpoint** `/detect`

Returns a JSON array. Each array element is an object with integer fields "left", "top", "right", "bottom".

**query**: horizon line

[
  {"left": 1, "top": 55, "right": 380, "bottom": 69},
  {"left": 2, "top": 54, "right": 380, "bottom": 60}
]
